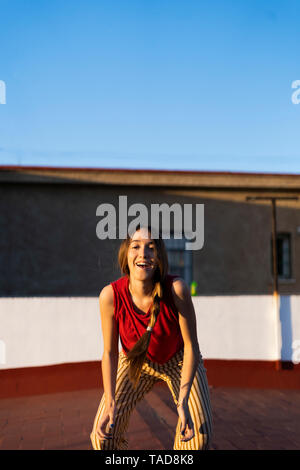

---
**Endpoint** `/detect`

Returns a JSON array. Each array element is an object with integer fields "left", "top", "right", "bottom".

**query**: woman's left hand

[{"left": 177, "top": 402, "right": 195, "bottom": 442}]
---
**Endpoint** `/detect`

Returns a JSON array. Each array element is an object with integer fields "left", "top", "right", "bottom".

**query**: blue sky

[{"left": 0, "top": 0, "right": 300, "bottom": 173}]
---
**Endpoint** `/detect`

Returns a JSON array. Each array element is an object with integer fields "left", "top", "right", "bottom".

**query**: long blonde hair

[{"left": 118, "top": 224, "right": 169, "bottom": 388}]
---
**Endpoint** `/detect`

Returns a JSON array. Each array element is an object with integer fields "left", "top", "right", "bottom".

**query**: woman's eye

[{"left": 131, "top": 244, "right": 154, "bottom": 250}]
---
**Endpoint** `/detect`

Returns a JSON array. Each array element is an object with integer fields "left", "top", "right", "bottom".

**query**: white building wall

[
  {"left": 0, "top": 295, "right": 300, "bottom": 369},
  {"left": 193, "top": 296, "right": 278, "bottom": 360}
]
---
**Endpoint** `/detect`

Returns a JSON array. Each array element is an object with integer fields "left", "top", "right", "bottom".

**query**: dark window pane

[
  {"left": 270, "top": 233, "right": 291, "bottom": 279},
  {"left": 164, "top": 237, "right": 192, "bottom": 285}
]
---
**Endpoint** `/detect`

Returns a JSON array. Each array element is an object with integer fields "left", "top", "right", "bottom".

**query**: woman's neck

[{"left": 128, "top": 277, "right": 154, "bottom": 300}]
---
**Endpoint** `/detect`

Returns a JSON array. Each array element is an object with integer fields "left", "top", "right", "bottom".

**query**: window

[
  {"left": 164, "top": 236, "right": 193, "bottom": 286},
  {"left": 270, "top": 233, "right": 292, "bottom": 279}
]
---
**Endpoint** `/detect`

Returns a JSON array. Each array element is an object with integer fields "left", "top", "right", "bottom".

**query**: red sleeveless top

[{"left": 110, "top": 274, "right": 184, "bottom": 364}]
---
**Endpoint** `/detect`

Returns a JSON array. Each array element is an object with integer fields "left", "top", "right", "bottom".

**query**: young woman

[{"left": 90, "top": 225, "right": 213, "bottom": 450}]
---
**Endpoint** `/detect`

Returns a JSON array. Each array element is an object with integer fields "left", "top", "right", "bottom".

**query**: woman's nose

[{"left": 139, "top": 244, "right": 150, "bottom": 257}]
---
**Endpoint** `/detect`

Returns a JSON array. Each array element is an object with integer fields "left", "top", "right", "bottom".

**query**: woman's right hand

[
  {"left": 177, "top": 402, "right": 195, "bottom": 442},
  {"left": 95, "top": 402, "right": 116, "bottom": 441}
]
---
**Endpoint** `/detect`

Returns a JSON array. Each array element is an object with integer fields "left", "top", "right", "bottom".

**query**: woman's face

[{"left": 127, "top": 228, "right": 158, "bottom": 281}]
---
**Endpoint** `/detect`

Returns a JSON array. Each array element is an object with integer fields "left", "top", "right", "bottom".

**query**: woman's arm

[
  {"left": 96, "top": 284, "right": 119, "bottom": 440},
  {"left": 172, "top": 278, "right": 201, "bottom": 440}
]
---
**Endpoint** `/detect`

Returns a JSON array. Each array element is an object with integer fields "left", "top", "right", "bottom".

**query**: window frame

[
  {"left": 270, "top": 232, "right": 292, "bottom": 280},
  {"left": 163, "top": 233, "right": 193, "bottom": 287}
]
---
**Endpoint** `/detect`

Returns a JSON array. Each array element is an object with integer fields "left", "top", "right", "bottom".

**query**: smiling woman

[{"left": 90, "top": 224, "right": 213, "bottom": 450}]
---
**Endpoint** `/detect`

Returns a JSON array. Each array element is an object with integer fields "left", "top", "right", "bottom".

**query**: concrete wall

[
  {"left": 1, "top": 295, "right": 300, "bottom": 370},
  {"left": 1, "top": 182, "right": 300, "bottom": 297}
]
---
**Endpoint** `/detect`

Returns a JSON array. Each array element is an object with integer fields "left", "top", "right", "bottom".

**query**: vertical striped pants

[{"left": 90, "top": 348, "right": 213, "bottom": 450}]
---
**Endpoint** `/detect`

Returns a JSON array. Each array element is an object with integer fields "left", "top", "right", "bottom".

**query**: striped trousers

[{"left": 90, "top": 348, "right": 213, "bottom": 450}]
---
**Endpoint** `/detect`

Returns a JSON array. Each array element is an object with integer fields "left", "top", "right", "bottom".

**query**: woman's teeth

[{"left": 136, "top": 263, "right": 151, "bottom": 269}]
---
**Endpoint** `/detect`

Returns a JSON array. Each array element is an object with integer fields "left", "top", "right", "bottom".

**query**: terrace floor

[{"left": 1, "top": 384, "right": 300, "bottom": 450}]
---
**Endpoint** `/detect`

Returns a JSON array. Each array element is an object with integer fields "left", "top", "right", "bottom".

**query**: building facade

[
  {"left": 1, "top": 165, "right": 300, "bottom": 396},
  {"left": 1, "top": 165, "right": 300, "bottom": 297}
]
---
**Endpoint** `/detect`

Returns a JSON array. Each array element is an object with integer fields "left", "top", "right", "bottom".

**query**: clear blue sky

[{"left": 0, "top": 0, "right": 300, "bottom": 173}]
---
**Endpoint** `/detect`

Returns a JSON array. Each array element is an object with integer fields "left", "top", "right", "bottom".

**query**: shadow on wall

[{"left": 280, "top": 295, "right": 293, "bottom": 363}]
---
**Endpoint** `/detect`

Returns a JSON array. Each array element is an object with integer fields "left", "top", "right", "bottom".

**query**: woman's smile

[{"left": 135, "top": 261, "right": 154, "bottom": 270}]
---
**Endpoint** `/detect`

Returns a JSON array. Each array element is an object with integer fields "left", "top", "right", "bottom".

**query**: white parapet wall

[
  {"left": 193, "top": 295, "right": 278, "bottom": 360},
  {"left": 1, "top": 295, "right": 300, "bottom": 370},
  {"left": 0, "top": 297, "right": 102, "bottom": 369}
]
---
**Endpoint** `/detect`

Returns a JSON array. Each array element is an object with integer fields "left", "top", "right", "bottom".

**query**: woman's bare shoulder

[
  {"left": 99, "top": 284, "right": 114, "bottom": 306},
  {"left": 170, "top": 276, "right": 190, "bottom": 299}
]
